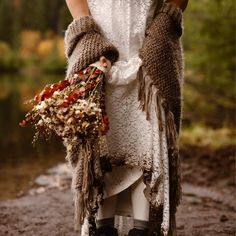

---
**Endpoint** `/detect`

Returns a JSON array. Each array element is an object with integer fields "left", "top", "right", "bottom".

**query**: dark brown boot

[
  {"left": 128, "top": 228, "right": 149, "bottom": 236},
  {"left": 96, "top": 226, "right": 118, "bottom": 236}
]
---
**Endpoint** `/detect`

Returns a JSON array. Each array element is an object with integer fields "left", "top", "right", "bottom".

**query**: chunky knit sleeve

[
  {"left": 138, "top": 2, "right": 184, "bottom": 235},
  {"left": 146, "top": 2, "right": 183, "bottom": 38},
  {"left": 139, "top": 1, "right": 184, "bottom": 134},
  {"left": 64, "top": 16, "right": 119, "bottom": 79}
]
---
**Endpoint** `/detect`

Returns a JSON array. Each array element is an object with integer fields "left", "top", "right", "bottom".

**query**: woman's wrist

[
  {"left": 65, "top": 0, "right": 90, "bottom": 19},
  {"left": 73, "top": 10, "right": 90, "bottom": 20}
]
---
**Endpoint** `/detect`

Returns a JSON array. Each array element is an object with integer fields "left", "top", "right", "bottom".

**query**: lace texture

[
  {"left": 87, "top": 0, "right": 170, "bottom": 234},
  {"left": 88, "top": 0, "right": 156, "bottom": 85}
]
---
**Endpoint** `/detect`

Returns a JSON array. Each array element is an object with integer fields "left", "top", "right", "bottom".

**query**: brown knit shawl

[
  {"left": 64, "top": 16, "right": 119, "bottom": 233},
  {"left": 64, "top": 16, "right": 119, "bottom": 79},
  {"left": 138, "top": 2, "right": 184, "bottom": 235},
  {"left": 64, "top": 3, "right": 184, "bottom": 235}
]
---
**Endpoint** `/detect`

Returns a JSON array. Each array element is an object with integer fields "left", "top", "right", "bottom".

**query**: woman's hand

[
  {"left": 65, "top": 0, "right": 90, "bottom": 19},
  {"left": 166, "top": 0, "right": 189, "bottom": 12}
]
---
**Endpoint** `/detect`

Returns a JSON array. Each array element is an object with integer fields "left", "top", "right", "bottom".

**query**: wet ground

[
  {"left": 0, "top": 184, "right": 235, "bottom": 236},
  {"left": 0, "top": 144, "right": 235, "bottom": 236}
]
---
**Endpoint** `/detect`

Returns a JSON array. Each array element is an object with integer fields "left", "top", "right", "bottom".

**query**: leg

[
  {"left": 96, "top": 195, "right": 118, "bottom": 236},
  {"left": 97, "top": 194, "right": 117, "bottom": 220},
  {"left": 131, "top": 177, "right": 150, "bottom": 222},
  {"left": 129, "top": 177, "right": 150, "bottom": 235}
]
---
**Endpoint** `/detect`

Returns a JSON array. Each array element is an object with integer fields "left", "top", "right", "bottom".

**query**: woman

[{"left": 64, "top": 0, "right": 188, "bottom": 235}]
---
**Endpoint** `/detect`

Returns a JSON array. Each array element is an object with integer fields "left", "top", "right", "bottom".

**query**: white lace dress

[{"left": 88, "top": 0, "right": 170, "bottom": 233}]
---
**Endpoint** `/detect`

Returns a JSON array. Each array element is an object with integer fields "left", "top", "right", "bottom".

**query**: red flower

[{"left": 101, "top": 113, "right": 109, "bottom": 135}]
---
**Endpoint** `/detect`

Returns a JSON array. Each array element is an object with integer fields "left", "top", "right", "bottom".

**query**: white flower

[
  {"left": 90, "top": 102, "right": 97, "bottom": 107},
  {"left": 94, "top": 107, "right": 102, "bottom": 113},
  {"left": 73, "top": 73, "right": 78, "bottom": 79},
  {"left": 54, "top": 91, "right": 60, "bottom": 96},
  {"left": 67, "top": 117, "right": 74, "bottom": 124},
  {"left": 36, "top": 101, "right": 47, "bottom": 111},
  {"left": 67, "top": 144, "right": 73, "bottom": 151},
  {"left": 37, "top": 120, "right": 44, "bottom": 126},
  {"left": 75, "top": 110, "right": 81, "bottom": 115},
  {"left": 62, "top": 108, "right": 68, "bottom": 113},
  {"left": 88, "top": 111, "right": 95, "bottom": 115},
  {"left": 45, "top": 118, "right": 51, "bottom": 123},
  {"left": 82, "top": 121, "right": 89, "bottom": 129}
]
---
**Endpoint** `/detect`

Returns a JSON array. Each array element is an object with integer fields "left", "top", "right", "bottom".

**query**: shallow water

[{"left": 0, "top": 73, "right": 65, "bottom": 200}]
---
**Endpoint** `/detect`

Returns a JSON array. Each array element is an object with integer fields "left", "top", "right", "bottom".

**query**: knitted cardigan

[{"left": 64, "top": 2, "right": 184, "bottom": 236}]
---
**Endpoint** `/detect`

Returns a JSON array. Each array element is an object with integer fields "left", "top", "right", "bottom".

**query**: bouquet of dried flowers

[
  {"left": 20, "top": 65, "right": 109, "bottom": 143},
  {"left": 20, "top": 58, "right": 112, "bottom": 232}
]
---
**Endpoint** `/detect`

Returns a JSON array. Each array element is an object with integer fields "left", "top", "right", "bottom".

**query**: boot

[
  {"left": 96, "top": 226, "right": 118, "bottom": 236},
  {"left": 128, "top": 228, "right": 149, "bottom": 236}
]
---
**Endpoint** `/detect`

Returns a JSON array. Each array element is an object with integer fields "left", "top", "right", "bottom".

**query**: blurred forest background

[{"left": 0, "top": 0, "right": 235, "bottom": 200}]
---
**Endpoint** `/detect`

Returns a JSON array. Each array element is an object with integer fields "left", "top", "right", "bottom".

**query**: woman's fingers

[{"left": 99, "top": 56, "right": 111, "bottom": 69}]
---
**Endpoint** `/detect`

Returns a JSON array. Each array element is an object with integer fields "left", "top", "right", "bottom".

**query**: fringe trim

[
  {"left": 65, "top": 139, "right": 104, "bottom": 234},
  {"left": 81, "top": 218, "right": 90, "bottom": 236},
  {"left": 137, "top": 66, "right": 182, "bottom": 236},
  {"left": 137, "top": 66, "right": 164, "bottom": 132},
  {"left": 137, "top": 66, "right": 179, "bottom": 150}
]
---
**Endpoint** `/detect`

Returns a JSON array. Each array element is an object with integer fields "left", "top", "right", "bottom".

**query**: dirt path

[
  {"left": 0, "top": 183, "right": 235, "bottom": 236},
  {"left": 0, "top": 144, "right": 235, "bottom": 235}
]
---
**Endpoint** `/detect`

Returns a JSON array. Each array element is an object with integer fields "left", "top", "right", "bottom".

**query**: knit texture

[
  {"left": 64, "top": 2, "right": 184, "bottom": 235},
  {"left": 63, "top": 16, "right": 119, "bottom": 235},
  {"left": 64, "top": 16, "right": 119, "bottom": 79},
  {"left": 138, "top": 2, "right": 184, "bottom": 235},
  {"left": 139, "top": 2, "right": 183, "bottom": 133}
]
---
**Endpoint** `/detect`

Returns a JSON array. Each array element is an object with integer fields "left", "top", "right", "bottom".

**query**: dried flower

[{"left": 20, "top": 66, "right": 109, "bottom": 145}]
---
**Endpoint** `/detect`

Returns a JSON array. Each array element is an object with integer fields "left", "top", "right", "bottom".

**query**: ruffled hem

[{"left": 103, "top": 165, "right": 143, "bottom": 198}]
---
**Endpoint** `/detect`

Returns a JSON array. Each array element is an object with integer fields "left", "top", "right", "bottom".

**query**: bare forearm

[{"left": 65, "top": 0, "right": 90, "bottom": 19}]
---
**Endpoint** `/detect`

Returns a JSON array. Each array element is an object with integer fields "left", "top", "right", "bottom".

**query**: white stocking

[
  {"left": 131, "top": 177, "right": 150, "bottom": 221},
  {"left": 97, "top": 195, "right": 117, "bottom": 220}
]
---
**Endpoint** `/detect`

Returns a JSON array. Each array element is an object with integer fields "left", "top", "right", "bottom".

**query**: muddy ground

[{"left": 0, "top": 145, "right": 235, "bottom": 236}]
